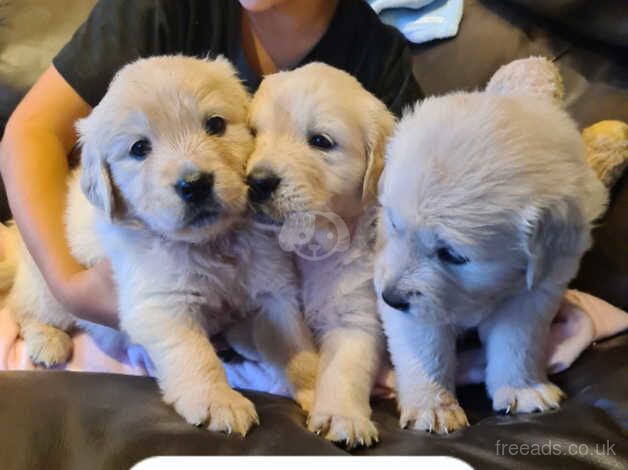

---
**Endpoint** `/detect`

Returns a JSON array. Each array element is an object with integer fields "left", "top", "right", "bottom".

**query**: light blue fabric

[
  {"left": 369, "top": 0, "right": 435, "bottom": 14},
  {"left": 368, "top": 0, "right": 464, "bottom": 44}
]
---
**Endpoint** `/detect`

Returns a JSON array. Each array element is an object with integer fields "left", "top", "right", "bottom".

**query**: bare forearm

[
  {"left": 0, "top": 65, "right": 92, "bottom": 305},
  {"left": 1, "top": 123, "right": 82, "bottom": 292}
]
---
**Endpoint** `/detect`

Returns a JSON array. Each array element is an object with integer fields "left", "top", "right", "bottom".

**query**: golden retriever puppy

[
  {"left": 244, "top": 63, "right": 395, "bottom": 447},
  {"left": 375, "top": 91, "right": 608, "bottom": 433},
  {"left": 5, "top": 56, "right": 317, "bottom": 436}
]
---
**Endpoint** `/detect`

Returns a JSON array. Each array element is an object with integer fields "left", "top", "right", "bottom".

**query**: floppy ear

[
  {"left": 521, "top": 201, "right": 589, "bottom": 290},
  {"left": 76, "top": 117, "right": 116, "bottom": 220},
  {"left": 362, "top": 101, "right": 395, "bottom": 204}
]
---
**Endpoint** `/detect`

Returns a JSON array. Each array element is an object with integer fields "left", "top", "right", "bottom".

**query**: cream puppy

[
  {"left": 244, "top": 63, "right": 395, "bottom": 447},
  {"left": 375, "top": 91, "right": 608, "bottom": 433},
  {"left": 5, "top": 56, "right": 317, "bottom": 435}
]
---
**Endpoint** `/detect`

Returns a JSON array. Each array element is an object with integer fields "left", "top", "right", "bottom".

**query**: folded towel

[{"left": 369, "top": 0, "right": 464, "bottom": 44}]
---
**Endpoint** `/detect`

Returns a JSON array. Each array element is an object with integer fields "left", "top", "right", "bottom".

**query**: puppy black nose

[
  {"left": 247, "top": 168, "right": 281, "bottom": 203},
  {"left": 382, "top": 288, "right": 410, "bottom": 312},
  {"left": 174, "top": 171, "right": 214, "bottom": 205}
]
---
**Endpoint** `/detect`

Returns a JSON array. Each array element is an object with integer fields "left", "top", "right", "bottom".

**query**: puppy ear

[
  {"left": 76, "top": 117, "right": 116, "bottom": 220},
  {"left": 362, "top": 101, "right": 395, "bottom": 204},
  {"left": 521, "top": 201, "right": 589, "bottom": 290}
]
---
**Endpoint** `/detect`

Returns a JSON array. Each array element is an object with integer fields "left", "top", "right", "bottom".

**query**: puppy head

[
  {"left": 77, "top": 55, "right": 252, "bottom": 243},
  {"left": 246, "top": 62, "right": 394, "bottom": 225},
  {"left": 375, "top": 92, "right": 607, "bottom": 326}
]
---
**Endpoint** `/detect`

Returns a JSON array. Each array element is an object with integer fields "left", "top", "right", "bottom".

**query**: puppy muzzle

[
  {"left": 247, "top": 168, "right": 281, "bottom": 204},
  {"left": 174, "top": 170, "right": 224, "bottom": 228},
  {"left": 381, "top": 286, "right": 424, "bottom": 313},
  {"left": 174, "top": 170, "right": 214, "bottom": 206},
  {"left": 246, "top": 167, "right": 283, "bottom": 225},
  {"left": 381, "top": 288, "right": 410, "bottom": 312}
]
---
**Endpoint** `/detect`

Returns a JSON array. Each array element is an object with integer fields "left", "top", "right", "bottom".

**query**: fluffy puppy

[
  {"left": 375, "top": 91, "right": 608, "bottom": 433},
  {"left": 244, "top": 63, "right": 395, "bottom": 447},
  {"left": 5, "top": 56, "right": 317, "bottom": 435}
]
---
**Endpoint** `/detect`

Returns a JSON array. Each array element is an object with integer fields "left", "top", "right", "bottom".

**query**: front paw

[
  {"left": 166, "top": 384, "right": 259, "bottom": 436},
  {"left": 308, "top": 410, "right": 379, "bottom": 449},
  {"left": 400, "top": 389, "right": 469, "bottom": 434},
  {"left": 493, "top": 383, "right": 565, "bottom": 414},
  {"left": 23, "top": 323, "right": 72, "bottom": 367}
]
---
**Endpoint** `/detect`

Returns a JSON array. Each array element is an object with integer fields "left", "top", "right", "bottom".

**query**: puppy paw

[
  {"left": 493, "top": 383, "right": 565, "bottom": 414},
  {"left": 167, "top": 384, "right": 259, "bottom": 436},
  {"left": 23, "top": 324, "right": 72, "bottom": 367},
  {"left": 400, "top": 389, "right": 469, "bottom": 434},
  {"left": 308, "top": 411, "right": 379, "bottom": 448},
  {"left": 206, "top": 387, "right": 259, "bottom": 436}
]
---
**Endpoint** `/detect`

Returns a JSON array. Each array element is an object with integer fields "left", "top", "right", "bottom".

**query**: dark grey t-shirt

[{"left": 53, "top": 0, "right": 422, "bottom": 115}]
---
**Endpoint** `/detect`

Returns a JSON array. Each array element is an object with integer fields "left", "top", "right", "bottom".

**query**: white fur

[
  {"left": 375, "top": 91, "right": 608, "bottom": 433},
  {"left": 245, "top": 63, "right": 395, "bottom": 448},
  {"left": 6, "top": 56, "right": 318, "bottom": 436}
]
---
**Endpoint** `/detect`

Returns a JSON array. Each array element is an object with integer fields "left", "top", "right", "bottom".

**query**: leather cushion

[{"left": 0, "top": 333, "right": 625, "bottom": 468}]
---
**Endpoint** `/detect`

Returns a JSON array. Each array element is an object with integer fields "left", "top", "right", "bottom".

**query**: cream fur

[
  {"left": 375, "top": 91, "right": 608, "bottom": 433},
  {"left": 245, "top": 63, "right": 395, "bottom": 448},
  {"left": 6, "top": 56, "right": 318, "bottom": 436}
]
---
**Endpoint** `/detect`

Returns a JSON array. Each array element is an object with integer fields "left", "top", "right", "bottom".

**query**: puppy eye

[
  {"left": 308, "top": 133, "right": 335, "bottom": 150},
  {"left": 249, "top": 127, "right": 257, "bottom": 138},
  {"left": 204, "top": 115, "right": 227, "bottom": 136},
  {"left": 129, "top": 138, "right": 151, "bottom": 160},
  {"left": 437, "top": 246, "right": 469, "bottom": 265}
]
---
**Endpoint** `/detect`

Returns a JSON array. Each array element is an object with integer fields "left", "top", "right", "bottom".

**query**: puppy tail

[{"left": 0, "top": 222, "right": 18, "bottom": 293}]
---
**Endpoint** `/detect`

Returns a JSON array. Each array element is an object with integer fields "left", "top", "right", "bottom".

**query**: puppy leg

[
  {"left": 308, "top": 327, "right": 381, "bottom": 448},
  {"left": 123, "top": 295, "right": 258, "bottom": 435},
  {"left": 479, "top": 290, "right": 565, "bottom": 414},
  {"left": 8, "top": 239, "right": 74, "bottom": 367},
  {"left": 381, "top": 305, "right": 468, "bottom": 434},
  {"left": 233, "top": 233, "right": 319, "bottom": 412},
  {"left": 233, "top": 296, "right": 319, "bottom": 413}
]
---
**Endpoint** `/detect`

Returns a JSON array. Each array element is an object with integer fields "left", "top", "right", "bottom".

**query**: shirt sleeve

[
  {"left": 53, "top": 0, "right": 183, "bottom": 107},
  {"left": 376, "top": 30, "right": 423, "bottom": 117}
]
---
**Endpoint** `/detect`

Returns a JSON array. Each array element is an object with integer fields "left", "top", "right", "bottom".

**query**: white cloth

[
  {"left": 368, "top": 0, "right": 464, "bottom": 44},
  {"left": 369, "top": 0, "right": 436, "bottom": 14}
]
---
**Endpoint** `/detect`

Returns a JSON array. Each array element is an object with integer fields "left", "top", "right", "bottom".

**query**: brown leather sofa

[{"left": 0, "top": 1, "right": 626, "bottom": 468}]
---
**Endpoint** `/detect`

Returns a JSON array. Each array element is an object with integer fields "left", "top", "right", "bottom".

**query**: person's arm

[
  {"left": 0, "top": 65, "right": 118, "bottom": 327},
  {"left": 0, "top": 0, "right": 178, "bottom": 328}
]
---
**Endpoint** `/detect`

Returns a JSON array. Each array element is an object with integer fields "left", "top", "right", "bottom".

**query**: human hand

[{"left": 56, "top": 259, "right": 119, "bottom": 328}]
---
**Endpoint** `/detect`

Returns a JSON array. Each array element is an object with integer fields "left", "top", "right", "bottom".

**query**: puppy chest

[
  {"left": 194, "top": 270, "right": 249, "bottom": 327},
  {"left": 300, "top": 256, "right": 377, "bottom": 331}
]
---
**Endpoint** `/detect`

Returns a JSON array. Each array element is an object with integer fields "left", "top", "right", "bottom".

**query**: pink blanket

[{"left": 1, "top": 289, "right": 626, "bottom": 398}]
